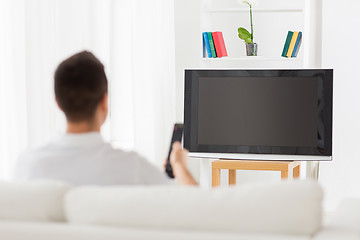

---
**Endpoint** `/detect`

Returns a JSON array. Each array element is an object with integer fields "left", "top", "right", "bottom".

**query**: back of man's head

[{"left": 55, "top": 51, "right": 108, "bottom": 123}]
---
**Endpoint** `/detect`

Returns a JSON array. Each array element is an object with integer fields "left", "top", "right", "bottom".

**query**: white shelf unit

[
  {"left": 201, "top": 57, "right": 303, "bottom": 69},
  {"left": 200, "top": 0, "right": 321, "bottom": 69},
  {"left": 204, "top": 8, "right": 304, "bottom": 13},
  {"left": 201, "top": 57, "right": 302, "bottom": 61},
  {"left": 174, "top": 0, "right": 324, "bottom": 187}
]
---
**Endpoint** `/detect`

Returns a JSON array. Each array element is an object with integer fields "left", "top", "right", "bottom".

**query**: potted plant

[{"left": 238, "top": 0, "right": 257, "bottom": 56}]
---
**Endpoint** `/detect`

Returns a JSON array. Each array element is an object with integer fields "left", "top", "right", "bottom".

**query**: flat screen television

[{"left": 184, "top": 69, "right": 333, "bottom": 161}]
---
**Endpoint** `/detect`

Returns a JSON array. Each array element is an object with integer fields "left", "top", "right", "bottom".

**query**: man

[{"left": 14, "top": 51, "right": 197, "bottom": 186}]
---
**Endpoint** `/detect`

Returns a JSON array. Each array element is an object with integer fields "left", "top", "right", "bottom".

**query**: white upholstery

[
  {"left": 0, "top": 220, "right": 311, "bottom": 240},
  {"left": 0, "top": 181, "right": 71, "bottom": 222},
  {"left": 65, "top": 181, "right": 322, "bottom": 236}
]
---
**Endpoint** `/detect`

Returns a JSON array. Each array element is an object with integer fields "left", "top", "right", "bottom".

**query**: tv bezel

[{"left": 184, "top": 69, "right": 333, "bottom": 157}]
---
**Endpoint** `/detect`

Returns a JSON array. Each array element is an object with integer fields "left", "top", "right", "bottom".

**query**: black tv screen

[{"left": 184, "top": 69, "right": 333, "bottom": 158}]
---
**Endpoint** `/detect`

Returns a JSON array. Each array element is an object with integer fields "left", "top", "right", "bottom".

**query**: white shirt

[{"left": 14, "top": 132, "right": 170, "bottom": 185}]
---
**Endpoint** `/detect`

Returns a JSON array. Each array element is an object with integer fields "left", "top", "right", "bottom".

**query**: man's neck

[{"left": 66, "top": 121, "right": 100, "bottom": 134}]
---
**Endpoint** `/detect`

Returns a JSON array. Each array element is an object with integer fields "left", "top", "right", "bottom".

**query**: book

[
  {"left": 202, "top": 33, "right": 206, "bottom": 57},
  {"left": 281, "top": 31, "right": 293, "bottom": 57},
  {"left": 291, "top": 31, "right": 302, "bottom": 57},
  {"left": 212, "top": 32, "right": 228, "bottom": 58},
  {"left": 286, "top": 31, "right": 299, "bottom": 58},
  {"left": 207, "top": 32, "right": 217, "bottom": 58},
  {"left": 202, "top": 32, "right": 212, "bottom": 58}
]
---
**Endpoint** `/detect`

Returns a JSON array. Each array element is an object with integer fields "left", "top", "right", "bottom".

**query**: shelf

[
  {"left": 204, "top": 8, "right": 303, "bottom": 13},
  {"left": 202, "top": 57, "right": 302, "bottom": 61}
]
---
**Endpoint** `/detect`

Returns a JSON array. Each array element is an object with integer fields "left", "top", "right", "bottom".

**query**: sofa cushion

[
  {"left": 65, "top": 180, "right": 322, "bottom": 235},
  {"left": 0, "top": 181, "right": 71, "bottom": 222}
]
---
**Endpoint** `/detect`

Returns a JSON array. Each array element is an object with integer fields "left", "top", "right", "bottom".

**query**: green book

[
  {"left": 207, "top": 32, "right": 217, "bottom": 58},
  {"left": 281, "top": 31, "right": 293, "bottom": 57}
]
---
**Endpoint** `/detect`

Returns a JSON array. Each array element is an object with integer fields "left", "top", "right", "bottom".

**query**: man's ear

[{"left": 100, "top": 92, "right": 108, "bottom": 112}]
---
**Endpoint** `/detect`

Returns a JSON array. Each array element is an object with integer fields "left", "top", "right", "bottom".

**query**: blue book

[
  {"left": 203, "top": 32, "right": 212, "bottom": 58},
  {"left": 291, "top": 31, "right": 302, "bottom": 57}
]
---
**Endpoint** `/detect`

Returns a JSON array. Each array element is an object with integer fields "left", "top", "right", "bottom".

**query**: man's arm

[{"left": 170, "top": 142, "right": 198, "bottom": 185}]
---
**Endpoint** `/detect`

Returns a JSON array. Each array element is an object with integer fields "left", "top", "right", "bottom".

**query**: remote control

[{"left": 165, "top": 123, "right": 184, "bottom": 178}]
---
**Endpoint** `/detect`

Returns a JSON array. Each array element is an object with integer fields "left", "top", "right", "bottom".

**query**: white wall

[
  {"left": 174, "top": 0, "right": 201, "bottom": 123},
  {"left": 320, "top": 0, "right": 360, "bottom": 210}
]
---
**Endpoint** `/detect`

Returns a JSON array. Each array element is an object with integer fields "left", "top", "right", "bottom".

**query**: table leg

[
  {"left": 212, "top": 168, "right": 221, "bottom": 187},
  {"left": 281, "top": 168, "right": 289, "bottom": 179},
  {"left": 229, "top": 169, "right": 236, "bottom": 185},
  {"left": 293, "top": 165, "right": 300, "bottom": 179}
]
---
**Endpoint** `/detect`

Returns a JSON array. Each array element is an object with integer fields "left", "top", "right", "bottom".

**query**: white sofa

[{"left": 0, "top": 180, "right": 358, "bottom": 240}]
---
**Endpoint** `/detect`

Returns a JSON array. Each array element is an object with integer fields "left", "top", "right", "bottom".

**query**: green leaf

[
  {"left": 238, "top": 27, "right": 251, "bottom": 42},
  {"left": 242, "top": 1, "right": 251, "bottom": 7},
  {"left": 245, "top": 38, "right": 252, "bottom": 44}
]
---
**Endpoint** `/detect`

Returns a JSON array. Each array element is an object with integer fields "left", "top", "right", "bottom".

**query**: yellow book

[{"left": 286, "top": 31, "right": 299, "bottom": 58}]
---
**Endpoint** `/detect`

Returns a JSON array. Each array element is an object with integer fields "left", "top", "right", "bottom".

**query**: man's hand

[
  {"left": 169, "top": 142, "right": 198, "bottom": 185},
  {"left": 170, "top": 142, "right": 189, "bottom": 170}
]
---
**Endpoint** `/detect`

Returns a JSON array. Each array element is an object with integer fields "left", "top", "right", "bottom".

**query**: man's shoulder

[
  {"left": 18, "top": 140, "right": 144, "bottom": 162},
  {"left": 17, "top": 142, "right": 54, "bottom": 161}
]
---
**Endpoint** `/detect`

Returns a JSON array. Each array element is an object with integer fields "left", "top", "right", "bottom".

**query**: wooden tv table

[{"left": 211, "top": 160, "right": 301, "bottom": 187}]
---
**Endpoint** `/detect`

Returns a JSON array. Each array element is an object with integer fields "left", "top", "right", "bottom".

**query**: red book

[{"left": 212, "top": 32, "right": 228, "bottom": 58}]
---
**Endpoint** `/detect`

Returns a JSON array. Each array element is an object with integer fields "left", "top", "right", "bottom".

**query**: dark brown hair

[{"left": 54, "top": 51, "right": 108, "bottom": 122}]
